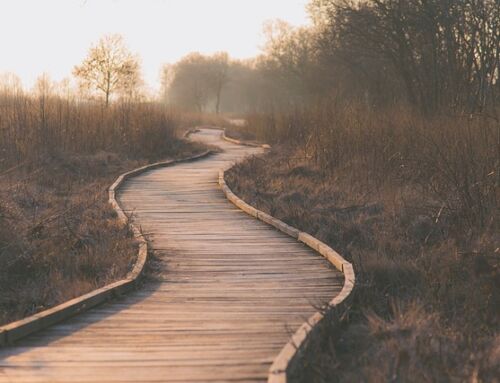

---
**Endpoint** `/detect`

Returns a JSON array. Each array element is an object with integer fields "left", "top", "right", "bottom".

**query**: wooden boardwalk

[{"left": 0, "top": 129, "right": 343, "bottom": 382}]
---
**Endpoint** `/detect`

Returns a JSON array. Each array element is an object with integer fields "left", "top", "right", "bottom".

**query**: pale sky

[{"left": 0, "top": 0, "right": 310, "bottom": 91}]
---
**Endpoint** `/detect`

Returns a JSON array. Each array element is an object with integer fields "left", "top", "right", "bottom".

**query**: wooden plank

[{"left": 0, "top": 128, "right": 343, "bottom": 383}]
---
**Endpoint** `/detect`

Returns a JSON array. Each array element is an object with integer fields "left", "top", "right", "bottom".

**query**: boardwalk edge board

[
  {"left": 219, "top": 168, "right": 355, "bottom": 383},
  {"left": 0, "top": 146, "right": 212, "bottom": 347},
  {"left": 195, "top": 124, "right": 271, "bottom": 149},
  {"left": 221, "top": 129, "right": 271, "bottom": 149}
]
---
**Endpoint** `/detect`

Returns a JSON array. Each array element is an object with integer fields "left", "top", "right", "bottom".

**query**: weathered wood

[
  {"left": 221, "top": 129, "right": 271, "bottom": 149},
  {"left": 218, "top": 150, "right": 355, "bottom": 383},
  {"left": 0, "top": 150, "right": 212, "bottom": 348},
  {"left": 0, "top": 128, "right": 343, "bottom": 382}
]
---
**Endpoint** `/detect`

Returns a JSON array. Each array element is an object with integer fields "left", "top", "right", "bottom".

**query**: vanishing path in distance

[{"left": 0, "top": 128, "right": 343, "bottom": 382}]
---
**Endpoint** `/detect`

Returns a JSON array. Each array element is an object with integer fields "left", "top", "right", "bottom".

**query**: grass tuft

[{"left": 226, "top": 104, "right": 499, "bottom": 382}]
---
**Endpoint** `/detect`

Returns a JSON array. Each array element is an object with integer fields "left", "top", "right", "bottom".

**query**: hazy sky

[{"left": 0, "top": 0, "right": 310, "bottom": 91}]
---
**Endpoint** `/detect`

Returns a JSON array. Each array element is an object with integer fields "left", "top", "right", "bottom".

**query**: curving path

[{"left": 0, "top": 129, "right": 343, "bottom": 382}]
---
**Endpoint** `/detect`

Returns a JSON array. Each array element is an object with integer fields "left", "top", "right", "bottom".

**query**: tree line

[
  {"left": 162, "top": 0, "right": 500, "bottom": 117},
  {"left": 0, "top": 35, "right": 171, "bottom": 169},
  {"left": 2, "top": 0, "right": 498, "bottom": 117},
  {"left": 1, "top": 34, "right": 144, "bottom": 107}
]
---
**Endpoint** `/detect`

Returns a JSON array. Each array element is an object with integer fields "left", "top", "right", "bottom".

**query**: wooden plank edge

[
  {"left": 0, "top": 147, "right": 213, "bottom": 348},
  {"left": 218, "top": 167, "right": 355, "bottom": 383},
  {"left": 221, "top": 129, "right": 271, "bottom": 149},
  {"left": 182, "top": 127, "right": 200, "bottom": 139},
  {"left": 0, "top": 279, "right": 134, "bottom": 346}
]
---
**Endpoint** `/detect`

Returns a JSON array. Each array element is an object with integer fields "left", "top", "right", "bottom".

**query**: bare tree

[
  {"left": 33, "top": 73, "right": 54, "bottom": 147},
  {"left": 310, "top": 0, "right": 500, "bottom": 114},
  {"left": 0, "top": 73, "right": 23, "bottom": 98},
  {"left": 162, "top": 53, "right": 230, "bottom": 113},
  {"left": 73, "top": 34, "right": 140, "bottom": 106},
  {"left": 208, "top": 52, "right": 229, "bottom": 114},
  {"left": 260, "top": 20, "right": 322, "bottom": 104}
]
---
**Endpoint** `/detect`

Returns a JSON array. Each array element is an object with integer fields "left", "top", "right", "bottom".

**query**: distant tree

[
  {"left": 33, "top": 73, "right": 56, "bottom": 147},
  {"left": 218, "top": 59, "right": 264, "bottom": 114},
  {"left": 259, "top": 20, "right": 321, "bottom": 105},
  {"left": 309, "top": 0, "right": 500, "bottom": 114},
  {"left": 208, "top": 52, "right": 229, "bottom": 114},
  {"left": 0, "top": 73, "right": 23, "bottom": 97},
  {"left": 34, "top": 73, "right": 53, "bottom": 99},
  {"left": 161, "top": 53, "right": 209, "bottom": 112},
  {"left": 162, "top": 52, "right": 231, "bottom": 113},
  {"left": 73, "top": 34, "right": 140, "bottom": 106}
]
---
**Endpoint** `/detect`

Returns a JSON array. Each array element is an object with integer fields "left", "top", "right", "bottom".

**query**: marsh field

[{"left": 0, "top": 0, "right": 499, "bottom": 382}]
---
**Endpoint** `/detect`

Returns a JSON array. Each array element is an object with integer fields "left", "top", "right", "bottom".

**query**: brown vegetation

[
  {"left": 1, "top": 0, "right": 498, "bottom": 379},
  {"left": 161, "top": 52, "right": 229, "bottom": 113},
  {"left": 0, "top": 89, "right": 207, "bottom": 325},
  {"left": 221, "top": 2, "right": 499, "bottom": 380},
  {"left": 73, "top": 34, "right": 141, "bottom": 106},
  {"left": 226, "top": 104, "right": 499, "bottom": 382}
]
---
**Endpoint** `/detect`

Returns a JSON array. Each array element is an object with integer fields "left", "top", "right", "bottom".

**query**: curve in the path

[{"left": 0, "top": 129, "right": 343, "bottom": 383}]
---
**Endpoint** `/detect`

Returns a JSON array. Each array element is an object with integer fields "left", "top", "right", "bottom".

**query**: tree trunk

[
  {"left": 105, "top": 71, "right": 111, "bottom": 107},
  {"left": 215, "top": 86, "right": 221, "bottom": 114}
]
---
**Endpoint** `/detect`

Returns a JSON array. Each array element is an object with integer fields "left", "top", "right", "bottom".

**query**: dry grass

[
  {"left": 225, "top": 104, "right": 499, "bottom": 382},
  {"left": 0, "top": 91, "right": 208, "bottom": 325}
]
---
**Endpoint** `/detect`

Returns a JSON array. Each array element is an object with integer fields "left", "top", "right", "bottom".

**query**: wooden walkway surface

[{"left": 0, "top": 129, "right": 343, "bottom": 382}]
